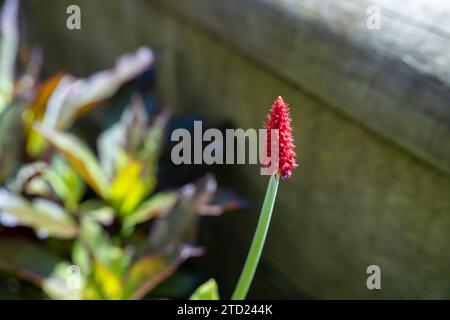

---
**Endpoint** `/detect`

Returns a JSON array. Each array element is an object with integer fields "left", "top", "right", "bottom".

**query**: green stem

[{"left": 232, "top": 174, "right": 279, "bottom": 300}]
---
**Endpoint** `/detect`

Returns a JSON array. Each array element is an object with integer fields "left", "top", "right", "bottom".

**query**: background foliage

[{"left": 0, "top": 0, "right": 242, "bottom": 299}]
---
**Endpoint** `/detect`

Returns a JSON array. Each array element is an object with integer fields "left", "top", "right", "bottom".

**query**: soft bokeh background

[{"left": 10, "top": 0, "right": 450, "bottom": 299}]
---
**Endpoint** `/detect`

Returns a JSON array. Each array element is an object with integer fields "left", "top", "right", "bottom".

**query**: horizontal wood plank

[{"left": 153, "top": 0, "right": 450, "bottom": 174}]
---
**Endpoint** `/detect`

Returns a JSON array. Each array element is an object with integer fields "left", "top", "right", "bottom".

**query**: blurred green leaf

[
  {"left": 35, "top": 124, "right": 110, "bottom": 199},
  {"left": 0, "top": 237, "right": 63, "bottom": 286},
  {"left": 123, "top": 244, "right": 204, "bottom": 300},
  {"left": 43, "top": 262, "right": 82, "bottom": 300},
  {"left": 24, "top": 49, "right": 153, "bottom": 158},
  {"left": 97, "top": 121, "right": 125, "bottom": 181},
  {"left": 190, "top": 279, "right": 219, "bottom": 300},
  {"left": 97, "top": 96, "right": 148, "bottom": 180},
  {"left": 0, "top": 102, "right": 25, "bottom": 184},
  {"left": 72, "top": 240, "right": 90, "bottom": 277},
  {"left": 75, "top": 219, "right": 110, "bottom": 269},
  {"left": 44, "top": 155, "right": 85, "bottom": 211},
  {"left": 74, "top": 224, "right": 132, "bottom": 300},
  {"left": 84, "top": 260, "right": 122, "bottom": 300},
  {"left": 0, "top": 189, "right": 78, "bottom": 238},
  {"left": 122, "top": 97, "right": 149, "bottom": 151},
  {"left": 8, "top": 162, "right": 47, "bottom": 194},
  {"left": 0, "top": 0, "right": 18, "bottom": 112},
  {"left": 139, "top": 109, "right": 171, "bottom": 169},
  {"left": 122, "top": 191, "right": 177, "bottom": 231},
  {"left": 110, "top": 159, "right": 155, "bottom": 216},
  {"left": 24, "top": 73, "right": 65, "bottom": 157},
  {"left": 74, "top": 218, "right": 132, "bottom": 279},
  {"left": 24, "top": 177, "right": 52, "bottom": 197},
  {"left": 122, "top": 255, "right": 171, "bottom": 299}
]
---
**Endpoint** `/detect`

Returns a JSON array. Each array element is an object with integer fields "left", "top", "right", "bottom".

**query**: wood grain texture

[{"left": 153, "top": 0, "right": 450, "bottom": 174}]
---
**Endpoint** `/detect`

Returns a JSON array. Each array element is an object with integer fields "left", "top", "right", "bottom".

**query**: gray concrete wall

[{"left": 23, "top": 0, "right": 450, "bottom": 299}]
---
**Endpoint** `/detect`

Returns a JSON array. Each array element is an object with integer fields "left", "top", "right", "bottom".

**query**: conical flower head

[{"left": 265, "top": 96, "right": 297, "bottom": 179}]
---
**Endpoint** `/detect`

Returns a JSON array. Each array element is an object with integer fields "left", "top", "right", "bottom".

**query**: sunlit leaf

[
  {"left": 34, "top": 124, "right": 109, "bottom": 199},
  {"left": 8, "top": 158, "right": 85, "bottom": 208},
  {"left": 84, "top": 260, "right": 122, "bottom": 300},
  {"left": 190, "top": 279, "right": 220, "bottom": 300},
  {"left": 110, "top": 159, "right": 155, "bottom": 216},
  {"left": 78, "top": 200, "right": 114, "bottom": 226},
  {"left": 0, "top": 189, "right": 78, "bottom": 238}
]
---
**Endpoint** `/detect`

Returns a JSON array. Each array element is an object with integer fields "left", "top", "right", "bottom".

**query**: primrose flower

[{"left": 265, "top": 96, "right": 297, "bottom": 179}]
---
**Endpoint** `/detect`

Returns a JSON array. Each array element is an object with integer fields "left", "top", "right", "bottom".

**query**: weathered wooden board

[{"left": 154, "top": 0, "right": 450, "bottom": 175}]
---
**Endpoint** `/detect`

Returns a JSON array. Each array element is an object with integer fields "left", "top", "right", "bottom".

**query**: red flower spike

[{"left": 265, "top": 96, "right": 297, "bottom": 179}]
